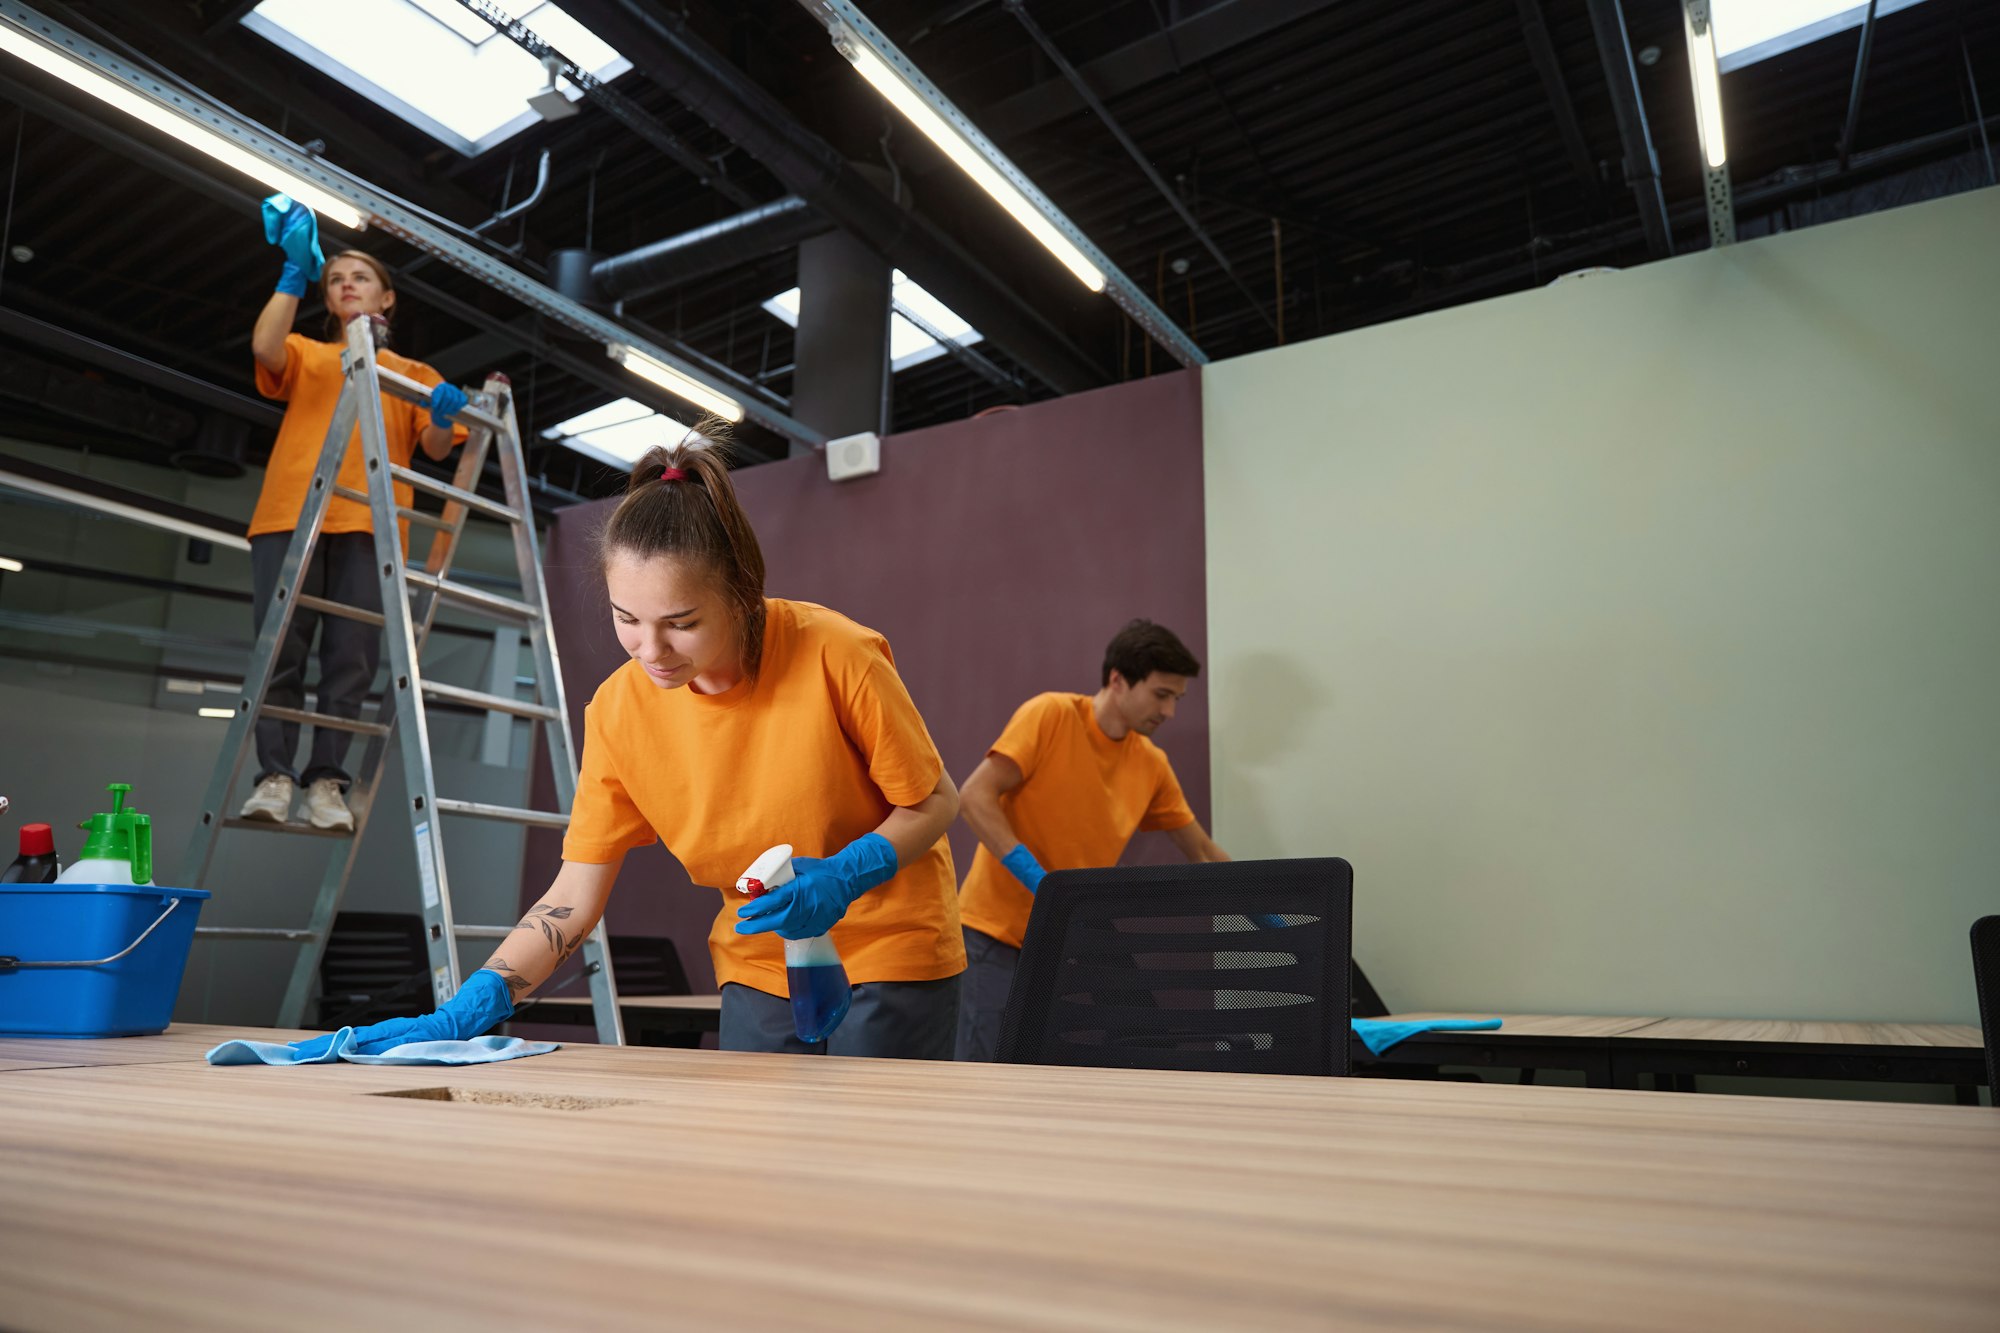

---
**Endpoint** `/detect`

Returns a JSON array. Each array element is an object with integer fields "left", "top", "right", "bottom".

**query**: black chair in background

[
  {"left": 1973, "top": 915, "right": 1999, "bottom": 1104},
  {"left": 606, "top": 935, "right": 692, "bottom": 996},
  {"left": 996, "top": 859, "right": 1353, "bottom": 1076},
  {"left": 314, "top": 911, "right": 430, "bottom": 1029}
]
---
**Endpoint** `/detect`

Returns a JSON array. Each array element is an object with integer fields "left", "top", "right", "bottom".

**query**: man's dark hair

[{"left": 1102, "top": 619, "right": 1201, "bottom": 687}]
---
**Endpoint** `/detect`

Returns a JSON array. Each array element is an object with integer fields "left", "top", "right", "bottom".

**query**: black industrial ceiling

[{"left": 0, "top": 0, "right": 1993, "bottom": 494}]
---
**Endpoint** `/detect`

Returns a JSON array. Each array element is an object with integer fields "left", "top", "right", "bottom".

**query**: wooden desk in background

[
  {"left": 1354, "top": 1012, "right": 1988, "bottom": 1096},
  {"left": 512, "top": 993, "right": 722, "bottom": 1045},
  {"left": 1, "top": 1025, "right": 1996, "bottom": 1329}
]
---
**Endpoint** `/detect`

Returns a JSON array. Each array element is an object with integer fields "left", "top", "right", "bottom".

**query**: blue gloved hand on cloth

[
  {"left": 1351, "top": 1017, "right": 1502, "bottom": 1056},
  {"left": 735, "top": 832, "right": 898, "bottom": 940},
  {"left": 207, "top": 1031, "right": 556, "bottom": 1066},
  {"left": 428, "top": 382, "right": 468, "bottom": 429},
  {"left": 207, "top": 968, "right": 523, "bottom": 1065},
  {"left": 1000, "top": 842, "right": 1046, "bottom": 893},
  {"left": 262, "top": 193, "right": 324, "bottom": 296}
]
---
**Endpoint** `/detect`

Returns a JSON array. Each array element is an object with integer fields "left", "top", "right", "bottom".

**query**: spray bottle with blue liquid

[{"left": 736, "top": 843, "right": 851, "bottom": 1044}]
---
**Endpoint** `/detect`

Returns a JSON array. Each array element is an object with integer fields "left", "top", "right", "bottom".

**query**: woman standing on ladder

[{"left": 237, "top": 195, "right": 470, "bottom": 833}]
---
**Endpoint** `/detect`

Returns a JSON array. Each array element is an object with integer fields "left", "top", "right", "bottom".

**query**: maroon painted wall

[{"left": 523, "top": 369, "right": 1207, "bottom": 1001}]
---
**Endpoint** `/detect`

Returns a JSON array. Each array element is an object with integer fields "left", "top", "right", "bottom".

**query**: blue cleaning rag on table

[
  {"left": 1351, "top": 1017, "right": 1502, "bottom": 1056},
  {"left": 206, "top": 1029, "right": 557, "bottom": 1067}
]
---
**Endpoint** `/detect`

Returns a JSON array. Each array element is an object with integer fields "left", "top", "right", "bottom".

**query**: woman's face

[
  {"left": 324, "top": 256, "right": 394, "bottom": 321},
  {"left": 604, "top": 551, "right": 739, "bottom": 692}
]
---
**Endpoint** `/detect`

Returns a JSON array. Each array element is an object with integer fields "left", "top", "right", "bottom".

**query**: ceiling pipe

[
  {"left": 580, "top": 195, "right": 833, "bottom": 303},
  {"left": 556, "top": 0, "right": 1108, "bottom": 396},
  {"left": 1586, "top": 0, "right": 1675, "bottom": 258}
]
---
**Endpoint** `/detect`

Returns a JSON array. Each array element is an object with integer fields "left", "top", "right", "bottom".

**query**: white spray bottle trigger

[{"left": 736, "top": 843, "right": 794, "bottom": 896}]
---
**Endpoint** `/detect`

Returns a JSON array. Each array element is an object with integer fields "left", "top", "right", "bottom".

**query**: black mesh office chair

[
  {"left": 606, "top": 935, "right": 692, "bottom": 996},
  {"left": 1973, "top": 915, "right": 1999, "bottom": 1103},
  {"left": 314, "top": 911, "right": 430, "bottom": 1028},
  {"left": 996, "top": 858, "right": 1353, "bottom": 1076}
]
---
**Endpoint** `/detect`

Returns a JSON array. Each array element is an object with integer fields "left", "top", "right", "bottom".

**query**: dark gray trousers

[
  {"left": 720, "top": 974, "right": 961, "bottom": 1059},
  {"left": 953, "top": 926, "right": 1021, "bottom": 1062},
  {"left": 249, "top": 531, "right": 382, "bottom": 788}
]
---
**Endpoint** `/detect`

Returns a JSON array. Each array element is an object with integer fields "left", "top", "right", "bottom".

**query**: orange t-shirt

[
  {"left": 958, "top": 692, "right": 1196, "bottom": 949},
  {"left": 562, "top": 597, "right": 964, "bottom": 996},
  {"left": 249, "top": 332, "right": 465, "bottom": 538}
]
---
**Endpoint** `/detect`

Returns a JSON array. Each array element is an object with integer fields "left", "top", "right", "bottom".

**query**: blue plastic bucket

[{"left": 0, "top": 882, "right": 210, "bottom": 1037}]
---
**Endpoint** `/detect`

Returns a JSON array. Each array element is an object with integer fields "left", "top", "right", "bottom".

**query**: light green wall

[{"left": 1203, "top": 187, "right": 2000, "bottom": 1025}]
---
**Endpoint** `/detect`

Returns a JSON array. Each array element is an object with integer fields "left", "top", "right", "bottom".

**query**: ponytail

[{"left": 596, "top": 418, "right": 768, "bottom": 678}]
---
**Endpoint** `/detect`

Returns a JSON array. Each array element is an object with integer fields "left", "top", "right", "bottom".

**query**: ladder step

[
  {"left": 260, "top": 704, "right": 390, "bottom": 736},
  {"left": 405, "top": 571, "right": 540, "bottom": 623},
  {"left": 374, "top": 365, "right": 503, "bottom": 434},
  {"left": 221, "top": 816, "right": 354, "bottom": 839},
  {"left": 388, "top": 465, "right": 521, "bottom": 524},
  {"left": 333, "top": 484, "right": 456, "bottom": 530},
  {"left": 453, "top": 924, "right": 517, "bottom": 940},
  {"left": 294, "top": 594, "right": 385, "bottom": 627},
  {"left": 195, "top": 927, "right": 318, "bottom": 942},
  {"left": 435, "top": 797, "right": 569, "bottom": 830},
  {"left": 420, "top": 679, "right": 561, "bottom": 721}
]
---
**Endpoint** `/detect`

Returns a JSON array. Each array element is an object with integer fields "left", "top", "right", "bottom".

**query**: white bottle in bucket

[{"left": 735, "top": 844, "right": 851, "bottom": 1043}]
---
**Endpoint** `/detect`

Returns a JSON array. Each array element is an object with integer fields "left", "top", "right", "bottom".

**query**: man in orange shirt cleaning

[{"left": 954, "top": 619, "right": 1229, "bottom": 1060}]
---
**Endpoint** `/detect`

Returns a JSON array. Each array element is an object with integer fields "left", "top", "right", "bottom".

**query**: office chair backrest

[
  {"left": 316, "top": 911, "right": 430, "bottom": 1028},
  {"left": 607, "top": 935, "right": 693, "bottom": 996},
  {"left": 996, "top": 858, "right": 1353, "bottom": 1076}
]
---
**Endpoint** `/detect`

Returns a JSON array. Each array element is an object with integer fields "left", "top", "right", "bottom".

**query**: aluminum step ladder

[{"left": 181, "top": 315, "right": 624, "bottom": 1045}]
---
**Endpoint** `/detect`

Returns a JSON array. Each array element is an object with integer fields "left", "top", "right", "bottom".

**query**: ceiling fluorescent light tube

[
  {"left": 606, "top": 344, "right": 745, "bottom": 423},
  {"left": 834, "top": 32, "right": 1104, "bottom": 292},
  {"left": 0, "top": 556, "right": 22, "bottom": 572},
  {"left": 1684, "top": 3, "right": 1729, "bottom": 169},
  {"left": 0, "top": 17, "right": 367, "bottom": 229}
]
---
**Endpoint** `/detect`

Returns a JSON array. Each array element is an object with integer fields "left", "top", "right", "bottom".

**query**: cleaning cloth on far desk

[
  {"left": 1351, "top": 1017, "right": 1502, "bottom": 1055},
  {"left": 205, "top": 1029, "right": 558, "bottom": 1066}
]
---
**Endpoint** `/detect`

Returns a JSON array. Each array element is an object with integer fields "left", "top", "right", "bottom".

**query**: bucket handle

[{"left": 0, "top": 897, "right": 180, "bottom": 972}]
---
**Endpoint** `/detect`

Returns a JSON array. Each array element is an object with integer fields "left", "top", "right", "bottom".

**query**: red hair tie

[{"left": 655, "top": 466, "right": 688, "bottom": 483}]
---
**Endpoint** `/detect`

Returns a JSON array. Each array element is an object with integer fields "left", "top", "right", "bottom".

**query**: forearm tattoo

[
  {"left": 514, "top": 903, "right": 584, "bottom": 966},
  {"left": 487, "top": 955, "right": 535, "bottom": 999}
]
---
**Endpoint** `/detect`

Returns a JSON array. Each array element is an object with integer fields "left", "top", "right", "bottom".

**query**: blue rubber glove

[
  {"left": 262, "top": 192, "right": 323, "bottom": 290},
  {"left": 1001, "top": 843, "right": 1046, "bottom": 894},
  {"left": 285, "top": 968, "right": 514, "bottom": 1059},
  {"left": 428, "top": 383, "right": 468, "bottom": 430},
  {"left": 735, "top": 832, "right": 898, "bottom": 940}
]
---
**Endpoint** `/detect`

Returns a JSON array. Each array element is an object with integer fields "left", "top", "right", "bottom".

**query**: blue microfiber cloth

[
  {"left": 1352, "top": 1017, "right": 1502, "bottom": 1056},
  {"left": 206, "top": 1029, "right": 557, "bottom": 1067}
]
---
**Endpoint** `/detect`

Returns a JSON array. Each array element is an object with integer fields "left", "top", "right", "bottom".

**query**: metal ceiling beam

[
  {"left": 1516, "top": 0, "right": 1602, "bottom": 198},
  {"left": 0, "top": 307, "right": 281, "bottom": 428},
  {"left": 559, "top": 0, "right": 1111, "bottom": 394},
  {"left": 1585, "top": 0, "right": 1674, "bottom": 257},
  {"left": 1000, "top": 0, "right": 1274, "bottom": 334},
  {"left": 979, "top": 0, "right": 1343, "bottom": 140},
  {"left": 0, "top": 1, "right": 814, "bottom": 443},
  {"left": 588, "top": 195, "right": 832, "bottom": 301}
]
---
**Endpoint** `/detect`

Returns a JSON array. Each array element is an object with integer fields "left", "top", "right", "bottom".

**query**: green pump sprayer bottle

[{"left": 55, "top": 782, "right": 153, "bottom": 885}]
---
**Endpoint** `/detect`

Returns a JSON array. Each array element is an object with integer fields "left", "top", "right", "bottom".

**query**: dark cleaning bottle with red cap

[{"left": 1, "top": 824, "right": 62, "bottom": 883}]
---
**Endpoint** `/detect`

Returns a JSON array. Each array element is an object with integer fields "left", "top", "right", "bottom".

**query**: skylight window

[
  {"left": 542, "top": 398, "right": 700, "bottom": 471},
  {"left": 762, "top": 271, "right": 984, "bottom": 373},
  {"left": 244, "top": 0, "right": 629, "bottom": 156},
  {"left": 1715, "top": 0, "right": 1929, "bottom": 73}
]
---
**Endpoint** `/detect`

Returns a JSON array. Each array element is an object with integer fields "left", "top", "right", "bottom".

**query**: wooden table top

[
  {"left": 1619, "top": 1017, "right": 1986, "bottom": 1049},
  {"left": 1372, "top": 1014, "right": 1987, "bottom": 1050},
  {"left": 1374, "top": 1013, "right": 1664, "bottom": 1039},
  {"left": 1, "top": 1024, "right": 1996, "bottom": 1331}
]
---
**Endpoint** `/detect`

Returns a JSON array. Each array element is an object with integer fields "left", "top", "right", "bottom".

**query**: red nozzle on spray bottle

[{"left": 736, "top": 844, "right": 851, "bottom": 1044}]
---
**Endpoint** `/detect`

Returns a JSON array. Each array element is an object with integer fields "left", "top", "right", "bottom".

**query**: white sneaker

[
  {"left": 302, "top": 777, "right": 355, "bottom": 832},
  {"left": 240, "top": 774, "right": 295, "bottom": 823}
]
